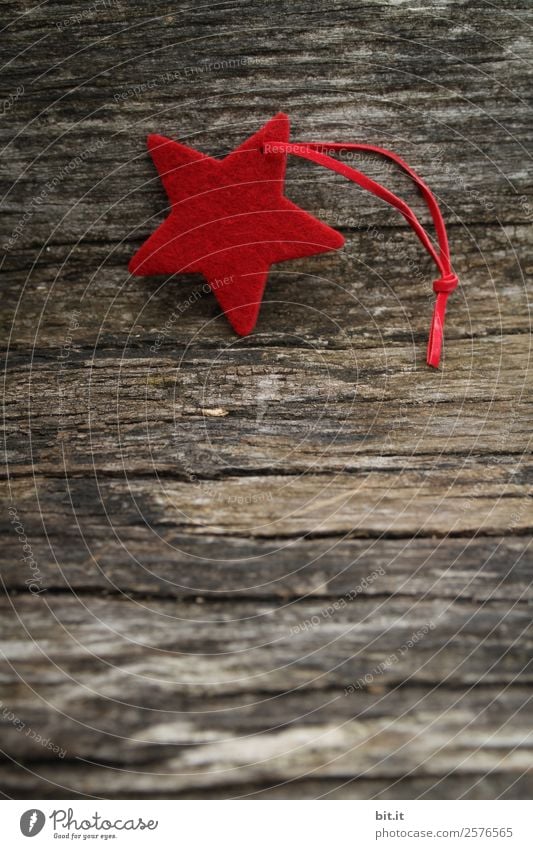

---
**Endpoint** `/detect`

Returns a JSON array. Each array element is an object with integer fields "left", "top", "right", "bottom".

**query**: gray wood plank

[
  {"left": 2, "top": 528, "right": 532, "bottom": 601},
  {"left": 1, "top": 0, "right": 532, "bottom": 801},
  {"left": 2, "top": 1, "right": 532, "bottom": 257}
]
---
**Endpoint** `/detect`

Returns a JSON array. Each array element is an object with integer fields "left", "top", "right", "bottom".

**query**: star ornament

[{"left": 128, "top": 112, "right": 344, "bottom": 335}]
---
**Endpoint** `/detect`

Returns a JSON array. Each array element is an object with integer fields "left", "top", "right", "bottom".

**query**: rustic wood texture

[{"left": 1, "top": 0, "right": 532, "bottom": 800}]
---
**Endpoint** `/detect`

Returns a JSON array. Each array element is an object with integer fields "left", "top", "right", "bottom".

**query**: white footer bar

[{"left": 4, "top": 800, "right": 531, "bottom": 848}]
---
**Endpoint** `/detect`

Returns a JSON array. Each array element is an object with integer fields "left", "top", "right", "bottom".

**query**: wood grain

[{"left": 1, "top": 0, "right": 532, "bottom": 800}]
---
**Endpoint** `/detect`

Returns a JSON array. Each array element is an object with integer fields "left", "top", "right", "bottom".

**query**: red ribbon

[{"left": 263, "top": 140, "right": 458, "bottom": 368}]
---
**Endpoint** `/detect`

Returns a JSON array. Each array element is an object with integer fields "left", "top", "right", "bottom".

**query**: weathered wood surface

[{"left": 1, "top": 0, "right": 532, "bottom": 799}]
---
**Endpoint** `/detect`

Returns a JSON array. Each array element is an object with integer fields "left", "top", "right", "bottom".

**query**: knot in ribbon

[{"left": 433, "top": 272, "right": 459, "bottom": 295}]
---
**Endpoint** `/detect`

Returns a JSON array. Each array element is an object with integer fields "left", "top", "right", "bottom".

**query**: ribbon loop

[{"left": 263, "top": 140, "right": 458, "bottom": 367}]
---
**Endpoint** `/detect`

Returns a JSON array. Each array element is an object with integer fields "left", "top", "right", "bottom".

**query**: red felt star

[{"left": 128, "top": 112, "right": 344, "bottom": 335}]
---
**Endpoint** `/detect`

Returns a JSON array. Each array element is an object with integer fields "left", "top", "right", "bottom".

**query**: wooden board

[{"left": 1, "top": 0, "right": 532, "bottom": 800}]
